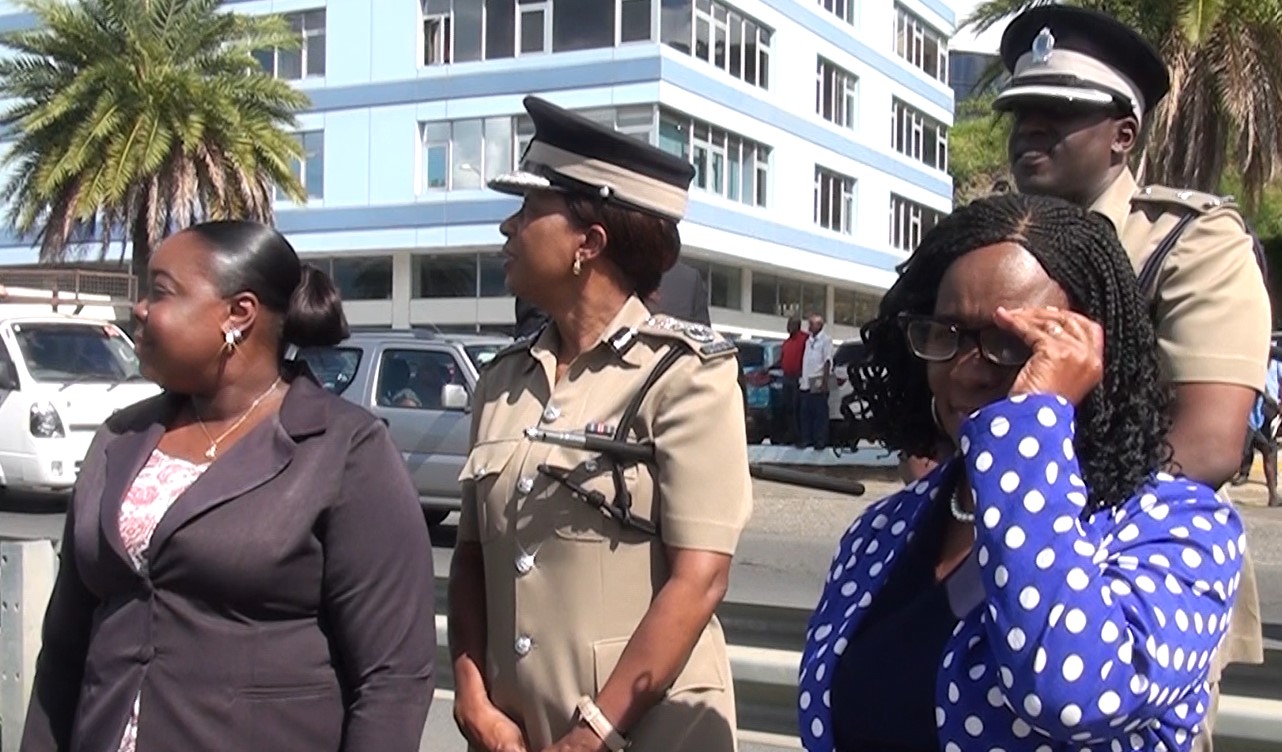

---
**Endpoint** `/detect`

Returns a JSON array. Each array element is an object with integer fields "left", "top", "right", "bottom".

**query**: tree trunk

[{"left": 131, "top": 198, "right": 151, "bottom": 300}]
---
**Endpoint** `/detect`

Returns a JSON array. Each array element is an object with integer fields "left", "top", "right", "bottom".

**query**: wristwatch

[{"left": 575, "top": 696, "right": 630, "bottom": 751}]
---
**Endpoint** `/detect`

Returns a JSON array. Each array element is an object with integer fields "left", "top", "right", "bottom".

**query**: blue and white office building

[{"left": 0, "top": 0, "right": 959, "bottom": 339}]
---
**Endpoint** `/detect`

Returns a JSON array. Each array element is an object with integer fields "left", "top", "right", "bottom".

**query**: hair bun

[{"left": 283, "top": 264, "right": 349, "bottom": 348}]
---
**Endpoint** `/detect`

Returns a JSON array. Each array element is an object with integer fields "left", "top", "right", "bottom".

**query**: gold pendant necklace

[{"left": 193, "top": 377, "right": 283, "bottom": 460}]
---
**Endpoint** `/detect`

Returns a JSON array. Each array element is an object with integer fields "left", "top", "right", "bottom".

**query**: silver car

[{"left": 299, "top": 328, "right": 510, "bottom": 527}]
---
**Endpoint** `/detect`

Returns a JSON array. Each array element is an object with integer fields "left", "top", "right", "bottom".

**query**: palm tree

[
  {"left": 0, "top": 0, "right": 311, "bottom": 282},
  {"left": 964, "top": 0, "right": 1282, "bottom": 211}
]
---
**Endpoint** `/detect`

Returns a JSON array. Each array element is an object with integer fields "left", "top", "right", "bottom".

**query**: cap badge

[{"left": 1032, "top": 27, "right": 1055, "bottom": 64}]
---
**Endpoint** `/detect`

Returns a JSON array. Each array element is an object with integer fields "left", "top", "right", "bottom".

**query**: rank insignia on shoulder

[
  {"left": 607, "top": 326, "right": 639, "bottom": 356},
  {"left": 642, "top": 315, "right": 717, "bottom": 343},
  {"left": 1134, "top": 185, "right": 1236, "bottom": 213},
  {"left": 699, "top": 339, "right": 737, "bottom": 357}
]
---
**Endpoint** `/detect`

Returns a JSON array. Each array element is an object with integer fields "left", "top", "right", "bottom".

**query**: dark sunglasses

[{"left": 898, "top": 313, "right": 1032, "bottom": 367}]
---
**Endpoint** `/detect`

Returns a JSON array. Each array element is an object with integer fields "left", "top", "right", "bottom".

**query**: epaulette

[
  {"left": 483, "top": 326, "right": 542, "bottom": 370},
  {"left": 1132, "top": 185, "right": 1237, "bottom": 214},
  {"left": 637, "top": 315, "right": 737, "bottom": 361}
]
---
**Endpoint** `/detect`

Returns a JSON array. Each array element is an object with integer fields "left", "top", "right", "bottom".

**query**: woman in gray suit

[{"left": 21, "top": 221, "right": 436, "bottom": 752}]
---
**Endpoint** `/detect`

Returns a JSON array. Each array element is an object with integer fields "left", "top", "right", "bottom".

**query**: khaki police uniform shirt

[
  {"left": 1091, "top": 168, "right": 1268, "bottom": 675},
  {"left": 456, "top": 296, "right": 752, "bottom": 750}
]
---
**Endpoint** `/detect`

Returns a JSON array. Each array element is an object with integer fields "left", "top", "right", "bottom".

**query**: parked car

[
  {"left": 734, "top": 338, "right": 782, "bottom": 444},
  {"left": 299, "top": 328, "right": 510, "bottom": 527},
  {"left": 0, "top": 315, "right": 160, "bottom": 494}
]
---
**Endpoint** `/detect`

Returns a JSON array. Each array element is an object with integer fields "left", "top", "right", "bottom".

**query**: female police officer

[{"left": 447, "top": 96, "right": 752, "bottom": 752}]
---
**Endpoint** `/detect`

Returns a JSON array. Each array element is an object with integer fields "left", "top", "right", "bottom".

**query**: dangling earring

[
  {"left": 572, "top": 256, "right": 583, "bottom": 276},
  {"left": 221, "top": 327, "right": 241, "bottom": 355},
  {"left": 931, "top": 396, "right": 946, "bottom": 433}
]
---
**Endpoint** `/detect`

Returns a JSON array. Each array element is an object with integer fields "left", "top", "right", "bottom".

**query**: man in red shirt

[{"left": 775, "top": 316, "right": 807, "bottom": 446}]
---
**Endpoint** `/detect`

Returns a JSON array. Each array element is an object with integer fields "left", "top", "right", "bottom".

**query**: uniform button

[
  {"left": 515, "top": 635, "right": 533, "bottom": 656},
  {"left": 516, "top": 476, "right": 534, "bottom": 494},
  {"left": 140, "top": 645, "right": 155, "bottom": 663},
  {"left": 516, "top": 552, "right": 536, "bottom": 575},
  {"left": 542, "top": 404, "right": 561, "bottom": 422}
]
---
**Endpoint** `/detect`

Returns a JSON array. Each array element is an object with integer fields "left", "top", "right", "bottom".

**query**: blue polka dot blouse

[{"left": 798, "top": 394, "right": 1245, "bottom": 752}]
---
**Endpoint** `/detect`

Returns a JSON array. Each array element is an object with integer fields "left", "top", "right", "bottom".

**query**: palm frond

[{"left": 0, "top": 0, "right": 310, "bottom": 263}]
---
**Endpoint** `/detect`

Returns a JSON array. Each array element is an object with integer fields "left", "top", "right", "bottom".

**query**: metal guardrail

[
  {"left": 428, "top": 577, "right": 1282, "bottom": 746},
  {"left": 1, "top": 543, "right": 1278, "bottom": 748}
]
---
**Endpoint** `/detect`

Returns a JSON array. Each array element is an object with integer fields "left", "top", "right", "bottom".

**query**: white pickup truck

[{"left": 0, "top": 285, "right": 160, "bottom": 494}]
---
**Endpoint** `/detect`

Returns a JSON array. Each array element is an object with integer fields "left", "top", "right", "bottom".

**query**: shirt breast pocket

[{"left": 462, "top": 439, "right": 521, "bottom": 543}]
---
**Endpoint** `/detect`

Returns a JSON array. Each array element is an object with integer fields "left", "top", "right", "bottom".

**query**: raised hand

[{"left": 993, "top": 305, "right": 1103, "bottom": 406}]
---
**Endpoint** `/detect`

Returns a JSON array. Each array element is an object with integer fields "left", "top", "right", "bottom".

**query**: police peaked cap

[
  {"left": 488, "top": 96, "right": 696, "bottom": 222},
  {"left": 993, "top": 5, "right": 1170, "bottom": 120}
]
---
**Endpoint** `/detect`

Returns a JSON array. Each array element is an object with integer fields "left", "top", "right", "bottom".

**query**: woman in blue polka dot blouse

[{"left": 798, "top": 194, "right": 1245, "bottom": 752}]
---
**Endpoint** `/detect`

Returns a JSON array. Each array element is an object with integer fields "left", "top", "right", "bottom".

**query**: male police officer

[{"left": 994, "top": 7, "right": 1270, "bottom": 749}]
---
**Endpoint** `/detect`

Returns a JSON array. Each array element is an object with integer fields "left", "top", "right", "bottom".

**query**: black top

[{"left": 831, "top": 486, "right": 960, "bottom": 752}]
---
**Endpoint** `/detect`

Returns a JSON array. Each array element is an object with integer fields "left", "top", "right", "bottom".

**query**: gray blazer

[{"left": 21, "top": 374, "right": 436, "bottom": 752}]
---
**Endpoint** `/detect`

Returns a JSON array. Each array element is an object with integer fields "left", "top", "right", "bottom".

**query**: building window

[
  {"left": 620, "top": 0, "right": 653, "bottom": 42},
  {"left": 518, "top": 0, "right": 552, "bottom": 54},
  {"left": 664, "top": 0, "right": 770, "bottom": 89},
  {"left": 414, "top": 253, "right": 509, "bottom": 298},
  {"left": 659, "top": 109, "right": 770, "bottom": 207},
  {"left": 520, "top": 105, "right": 656, "bottom": 145},
  {"left": 420, "top": 0, "right": 653, "bottom": 64},
  {"left": 814, "top": 167, "right": 855, "bottom": 235},
  {"left": 689, "top": 260, "right": 743, "bottom": 310},
  {"left": 423, "top": 12, "right": 452, "bottom": 64},
  {"left": 751, "top": 273, "right": 825, "bottom": 318},
  {"left": 891, "top": 98, "right": 948, "bottom": 171},
  {"left": 817, "top": 57, "right": 858, "bottom": 129},
  {"left": 833, "top": 287, "right": 880, "bottom": 327},
  {"left": 894, "top": 3, "right": 947, "bottom": 83},
  {"left": 890, "top": 193, "right": 946, "bottom": 252},
  {"left": 307, "top": 257, "right": 392, "bottom": 300},
  {"left": 277, "top": 130, "right": 324, "bottom": 201},
  {"left": 419, "top": 118, "right": 515, "bottom": 192},
  {"left": 818, "top": 0, "right": 856, "bottom": 25},
  {"left": 254, "top": 9, "right": 326, "bottom": 80}
]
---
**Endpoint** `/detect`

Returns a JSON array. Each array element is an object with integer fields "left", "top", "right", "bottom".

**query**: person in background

[
  {"left": 773, "top": 315, "right": 807, "bottom": 446},
  {"left": 798, "top": 313, "right": 833, "bottom": 450},
  {"left": 929, "top": 8, "right": 1268, "bottom": 744},
  {"left": 22, "top": 221, "right": 436, "bottom": 752},
  {"left": 801, "top": 193, "right": 1244, "bottom": 752},
  {"left": 449, "top": 96, "right": 750, "bottom": 752},
  {"left": 1234, "top": 347, "right": 1282, "bottom": 506}
]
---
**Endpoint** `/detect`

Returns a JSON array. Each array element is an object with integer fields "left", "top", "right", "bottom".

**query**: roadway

[{"left": 3, "top": 472, "right": 1280, "bottom": 750}]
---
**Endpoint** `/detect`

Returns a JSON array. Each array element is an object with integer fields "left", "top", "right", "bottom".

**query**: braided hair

[{"left": 858, "top": 193, "right": 1172, "bottom": 511}]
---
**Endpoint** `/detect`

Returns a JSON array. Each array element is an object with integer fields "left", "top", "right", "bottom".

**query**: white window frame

[
  {"left": 894, "top": 3, "right": 947, "bottom": 82},
  {"left": 890, "top": 194, "right": 945, "bottom": 251},
  {"left": 299, "top": 11, "right": 325, "bottom": 77},
  {"left": 275, "top": 129, "right": 324, "bottom": 203},
  {"left": 814, "top": 167, "right": 855, "bottom": 235},
  {"left": 819, "top": 0, "right": 856, "bottom": 26},
  {"left": 516, "top": 1, "right": 552, "bottom": 56},
  {"left": 421, "top": 11, "right": 452, "bottom": 66},
  {"left": 817, "top": 57, "right": 859, "bottom": 129},
  {"left": 617, "top": 0, "right": 659, "bottom": 45},
  {"left": 420, "top": 126, "right": 451, "bottom": 193}
]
